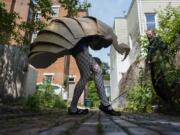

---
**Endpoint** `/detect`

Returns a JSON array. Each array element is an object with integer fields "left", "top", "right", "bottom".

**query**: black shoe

[
  {"left": 68, "top": 108, "right": 89, "bottom": 115},
  {"left": 99, "top": 104, "right": 121, "bottom": 116}
]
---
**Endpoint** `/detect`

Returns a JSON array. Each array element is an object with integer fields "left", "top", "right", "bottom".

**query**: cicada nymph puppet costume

[
  {"left": 29, "top": 16, "right": 130, "bottom": 115},
  {"left": 29, "top": 16, "right": 130, "bottom": 68}
]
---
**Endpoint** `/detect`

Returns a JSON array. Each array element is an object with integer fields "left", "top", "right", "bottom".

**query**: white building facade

[{"left": 110, "top": 0, "right": 180, "bottom": 107}]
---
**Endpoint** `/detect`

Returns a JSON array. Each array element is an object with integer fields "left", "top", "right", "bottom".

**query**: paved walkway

[{"left": 0, "top": 110, "right": 180, "bottom": 135}]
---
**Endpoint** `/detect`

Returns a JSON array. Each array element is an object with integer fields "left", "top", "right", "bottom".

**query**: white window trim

[
  {"left": 31, "top": 32, "right": 38, "bottom": 43},
  {"left": 155, "top": 13, "right": 159, "bottom": 29},
  {"left": 43, "top": 73, "right": 55, "bottom": 76},
  {"left": 52, "top": 5, "right": 60, "bottom": 8},
  {"left": 68, "top": 74, "right": 76, "bottom": 82},
  {"left": 144, "top": 12, "right": 156, "bottom": 30},
  {"left": 35, "top": 11, "right": 41, "bottom": 21},
  {"left": 43, "top": 73, "right": 54, "bottom": 83},
  {"left": 51, "top": 5, "right": 60, "bottom": 17},
  {"left": 68, "top": 74, "right": 76, "bottom": 78}
]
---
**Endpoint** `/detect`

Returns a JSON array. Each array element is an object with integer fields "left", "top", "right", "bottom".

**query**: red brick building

[{"left": 4, "top": 0, "right": 88, "bottom": 104}]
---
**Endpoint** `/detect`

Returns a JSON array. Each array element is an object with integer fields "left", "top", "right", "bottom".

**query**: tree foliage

[
  {"left": 157, "top": 5, "right": 180, "bottom": 48},
  {"left": 0, "top": 0, "right": 53, "bottom": 46},
  {"left": 0, "top": 0, "right": 91, "bottom": 47},
  {"left": 19, "top": 0, "right": 53, "bottom": 46},
  {"left": 137, "top": 5, "right": 180, "bottom": 111},
  {"left": 138, "top": 5, "right": 180, "bottom": 58},
  {"left": 0, "top": 1, "right": 20, "bottom": 44},
  {"left": 101, "top": 62, "right": 110, "bottom": 80},
  {"left": 59, "top": 0, "right": 91, "bottom": 17},
  {"left": 87, "top": 81, "right": 100, "bottom": 107}
]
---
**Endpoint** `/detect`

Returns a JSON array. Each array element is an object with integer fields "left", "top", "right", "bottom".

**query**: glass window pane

[
  {"left": 145, "top": 13, "right": 156, "bottom": 30},
  {"left": 44, "top": 75, "right": 53, "bottom": 83},
  {"left": 146, "top": 14, "right": 155, "bottom": 22},
  {"left": 52, "top": 6, "right": 60, "bottom": 17},
  {"left": 35, "top": 11, "right": 41, "bottom": 21}
]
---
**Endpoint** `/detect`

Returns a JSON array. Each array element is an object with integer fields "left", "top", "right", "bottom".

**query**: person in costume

[
  {"left": 68, "top": 37, "right": 122, "bottom": 115},
  {"left": 29, "top": 16, "right": 130, "bottom": 115}
]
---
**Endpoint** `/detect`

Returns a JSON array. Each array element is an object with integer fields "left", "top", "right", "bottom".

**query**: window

[
  {"left": 105, "top": 86, "right": 111, "bottom": 97},
  {"left": 145, "top": 13, "right": 156, "bottom": 30},
  {"left": 31, "top": 32, "right": 38, "bottom": 43},
  {"left": 68, "top": 75, "right": 75, "bottom": 82},
  {"left": 44, "top": 75, "right": 53, "bottom": 83},
  {"left": 43, "top": 73, "right": 54, "bottom": 83},
  {"left": 52, "top": 5, "right": 60, "bottom": 17},
  {"left": 35, "top": 11, "right": 41, "bottom": 21}
]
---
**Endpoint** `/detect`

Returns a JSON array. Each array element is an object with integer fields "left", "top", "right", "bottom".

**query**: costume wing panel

[{"left": 29, "top": 16, "right": 130, "bottom": 68}]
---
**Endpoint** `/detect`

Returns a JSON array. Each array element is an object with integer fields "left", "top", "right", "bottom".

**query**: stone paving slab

[
  {"left": 112, "top": 116, "right": 137, "bottom": 128},
  {"left": 38, "top": 121, "right": 76, "bottom": 135},
  {"left": 0, "top": 111, "right": 94, "bottom": 135},
  {"left": 0, "top": 110, "right": 180, "bottom": 135},
  {"left": 100, "top": 112, "right": 128, "bottom": 135},
  {"left": 128, "top": 127, "right": 160, "bottom": 135},
  {"left": 121, "top": 113, "right": 180, "bottom": 135},
  {"left": 73, "top": 112, "right": 98, "bottom": 135}
]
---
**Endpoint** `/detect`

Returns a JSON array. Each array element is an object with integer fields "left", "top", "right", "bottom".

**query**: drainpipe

[
  {"left": 137, "top": 0, "right": 143, "bottom": 34},
  {"left": 64, "top": 55, "right": 70, "bottom": 100},
  {"left": 10, "top": 0, "right": 16, "bottom": 13}
]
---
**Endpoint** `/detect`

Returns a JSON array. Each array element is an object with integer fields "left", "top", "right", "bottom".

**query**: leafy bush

[
  {"left": 157, "top": 5, "right": 180, "bottom": 48},
  {"left": 137, "top": 5, "right": 180, "bottom": 110},
  {"left": 87, "top": 81, "right": 100, "bottom": 107},
  {"left": 125, "top": 80, "right": 156, "bottom": 113},
  {"left": 25, "top": 83, "right": 67, "bottom": 112}
]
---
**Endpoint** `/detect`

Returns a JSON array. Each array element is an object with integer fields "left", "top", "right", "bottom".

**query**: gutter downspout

[
  {"left": 10, "top": 0, "right": 16, "bottom": 13},
  {"left": 137, "top": 0, "right": 143, "bottom": 35}
]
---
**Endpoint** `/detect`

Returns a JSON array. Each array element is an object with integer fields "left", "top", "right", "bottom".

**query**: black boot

[
  {"left": 99, "top": 104, "right": 121, "bottom": 116},
  {"left": 68, "top": 108, "right": 89, "bottom": 115}
]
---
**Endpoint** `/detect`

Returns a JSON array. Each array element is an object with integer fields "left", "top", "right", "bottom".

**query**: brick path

[{"left": 0, "top": 110, "right": 180, "bottom": 135}]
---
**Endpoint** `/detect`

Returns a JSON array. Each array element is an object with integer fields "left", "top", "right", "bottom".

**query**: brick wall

[
  {"left": 36, "top": 2, "right": 88, "bottom": 105},
  {"left": 4, "top": 0, "right": 12, "bottom": 12},
  {"left": 36, "top": 1, "right": 81, "bottom": 86},
  {"left": 77, "top": 9, "right": 88, "bottom": 17},
  {"left": 36, "top": 57, "right": 65, "bottom": 85},
  {"left": 4, "top": 0, "right": 88, "bottom": 105},
  {"left": 4, "top": 0, "right": 30, "bottom": 44}
]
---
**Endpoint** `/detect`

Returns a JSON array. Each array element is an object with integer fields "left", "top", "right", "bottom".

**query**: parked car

[{"left": 36, "top": 83, "right": 67, "bottom": 100}]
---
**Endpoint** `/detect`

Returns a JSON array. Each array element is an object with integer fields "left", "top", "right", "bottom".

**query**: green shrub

[
  {"left": 25, "top": 83, "right": 67, "bottom": 112},
  {"left": 137, "top": 5, "right": 180, "bottom": 110},
  {"left": 125, "top": 80, "right": 156, "bottom": 113},
  {"left": 87, "top": 81, "right": 100, "bottom": 107}
]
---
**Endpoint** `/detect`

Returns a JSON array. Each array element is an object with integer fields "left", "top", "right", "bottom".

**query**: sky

[{"left": 83, "top": 0, "right": 132, "bottom": 64}]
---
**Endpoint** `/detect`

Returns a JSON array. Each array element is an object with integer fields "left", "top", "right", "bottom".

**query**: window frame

[
  {"left": 145, "top": 13, "right": 156, "bottom": 30},
  {"left": 68, "top": 74, "right": 76, "bottom": 82},
  {"left": 31, "top": 32, "right": 38, "bottom": 43},
  {"left": 43, "top": 73, "right": 55, "bottom": 83},
  {"left": 35, "top": 11, "right": 42, "bottom": 21},
  {"left": 51, "top": 5, "right": 60, "bottom": 17}
]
